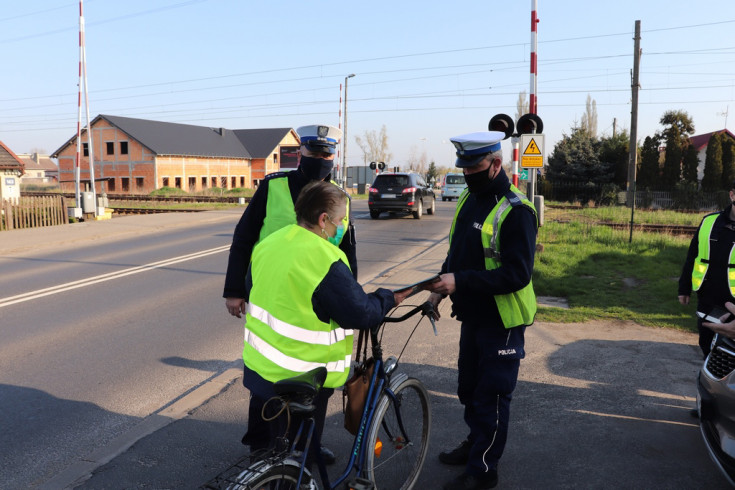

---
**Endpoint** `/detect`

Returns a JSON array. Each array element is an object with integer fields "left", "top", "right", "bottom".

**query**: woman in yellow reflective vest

[{"left": 242, "top": 181, "right": 411, "bottom": 469}]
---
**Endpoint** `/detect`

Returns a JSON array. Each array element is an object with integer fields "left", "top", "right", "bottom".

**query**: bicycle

[{"left": 206, "top": 300, "right": 438, "bottom": 490}]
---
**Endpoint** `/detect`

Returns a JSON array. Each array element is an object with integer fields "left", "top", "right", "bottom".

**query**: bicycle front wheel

[
  {"left": 225, "top": 459, "right": 314, "bottom": 490},
  {"left": 365, "top": 377, "right": 431, "bottom": 489}
]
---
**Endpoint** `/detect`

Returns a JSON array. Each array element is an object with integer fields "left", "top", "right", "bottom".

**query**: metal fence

[{"left": 536, "top": 180, "right": 728, "bottom": 212}]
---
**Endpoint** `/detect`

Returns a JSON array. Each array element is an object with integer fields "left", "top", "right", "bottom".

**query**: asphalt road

[{"left": 1, "top": 199, "right": 731, "bottom": 489}]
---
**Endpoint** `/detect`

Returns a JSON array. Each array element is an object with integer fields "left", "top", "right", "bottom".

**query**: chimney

[
  {"left": 219, "top": 128, "right": 226, "bottom": 137},
  {"left": 33, "top": 153, "right": 40, "bottom": 164}
]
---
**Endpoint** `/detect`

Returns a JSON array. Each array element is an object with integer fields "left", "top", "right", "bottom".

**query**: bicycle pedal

[{"left": 345, "top": 477, "right": 374, "bottom": 490}]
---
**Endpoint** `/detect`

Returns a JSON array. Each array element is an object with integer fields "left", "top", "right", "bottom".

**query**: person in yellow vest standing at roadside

[
  {"left": 242, "top": 181, "right": 411, "bottom": 470},
  {"left": 425, "top": 131, "right": 538, "bottom": 490},
  {"left": 223, "top": 124, "right": 356, "bottom": 463},
  {"left": 678, "top": 180, "right": 735, "bottom": 358}
]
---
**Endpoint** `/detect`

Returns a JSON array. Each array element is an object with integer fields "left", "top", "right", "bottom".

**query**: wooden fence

[{"left": 1, "top": 196, "right": 69, "bottom": 231}]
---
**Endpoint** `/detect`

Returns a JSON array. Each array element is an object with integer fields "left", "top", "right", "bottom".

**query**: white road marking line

[{"left": 0, "top": 245, "right": 230, "bottom": 309}]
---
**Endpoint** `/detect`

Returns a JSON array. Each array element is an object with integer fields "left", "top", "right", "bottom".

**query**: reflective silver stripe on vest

[
  {"left": 247, "top": 302, "right": 354, "bottom": 345},
  {"left": 244, "top": 327, "right": 350, "bottom": 373},
  {"left": 484, "top": 199, "right": 513, "bottom": 259}
]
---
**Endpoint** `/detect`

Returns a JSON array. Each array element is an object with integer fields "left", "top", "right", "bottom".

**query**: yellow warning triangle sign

[{"left": 523, "top": 138, "right": 541, "bottom": 155}]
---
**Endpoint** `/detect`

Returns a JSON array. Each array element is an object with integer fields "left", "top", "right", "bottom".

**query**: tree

[
  {"left": 598, "top": 131, "right": 628, "bottom": 187},
  {"left": 722, "top": 138, "right": 735, "bottom": 187},
  {"left": 659, "top": 110, "right": 695, "bottom": 186},
  {"left": 354, "top": 125, "right": 393, "bottom": 165},
  {"left": 516, "top": 91, "right": 529, "bottom": 121},
  {"left": 702, "top": 133, "right": 724, "bottom": 191},
  {"left": 427, "top": 161, "right": 438, "bottom": 184},
  {"left": 681, "top": 144, "right": 699, "bottom": 184},
  {"left": 545, "top": 127, "right": 605, "bottom": 183},
  {"left": 580, "top": 94, "right": 598, "bottom": 138},
  {"left": 638, "top": 135, "right": 661, "bottom": 188}
]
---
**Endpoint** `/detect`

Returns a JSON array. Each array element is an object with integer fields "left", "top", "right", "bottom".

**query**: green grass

[{"left": 534, "top": 217, "right": 697, "bottom": 331}]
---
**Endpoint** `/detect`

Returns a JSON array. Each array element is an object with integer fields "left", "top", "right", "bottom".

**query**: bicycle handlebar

[{"left": 382, "top": 301, "right": 438, "bottom": 336}]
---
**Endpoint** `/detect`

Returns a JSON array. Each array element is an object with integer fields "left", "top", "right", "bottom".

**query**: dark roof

[
  {"left": 233, "top": 128, "right": 294, "bottom": 158},
  {"left": 0, "top": 141, "right": 25, "bottom": 174},
  {"left": 53, "top": 115, "right": 297, "bottom": 160},
  {"left": 100, "top": 115, "right": 252, "bottom": 158},
  {"left": 689, "top": 129, "right": 735, "bottom": 150}
]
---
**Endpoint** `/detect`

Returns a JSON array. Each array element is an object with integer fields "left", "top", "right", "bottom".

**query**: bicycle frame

[
  {"left": 250, "top": 301, "right": 436, "bottom": 490},
  {"left": 290, "top": 335, "right": 415, "bottom": 489}
]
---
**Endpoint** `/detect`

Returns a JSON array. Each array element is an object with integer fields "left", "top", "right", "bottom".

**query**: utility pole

[
  {"left": 628, "top": 20, "right": 641, "bottom": 243},
  {"left": 613, "top": 117, "right": 617, "bottom": 138}
]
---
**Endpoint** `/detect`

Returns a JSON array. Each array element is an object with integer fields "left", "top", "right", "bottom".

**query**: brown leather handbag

[{"left": 343, "top": 329, "right": 374, "bottom": 435}]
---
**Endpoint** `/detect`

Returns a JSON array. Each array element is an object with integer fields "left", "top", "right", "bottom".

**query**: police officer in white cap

[
  {"left": 425, "top": 131, "right": 538, "bottom": 489},
  {"left": 223, "top": 124, "right": 355, "bottom": 465}
]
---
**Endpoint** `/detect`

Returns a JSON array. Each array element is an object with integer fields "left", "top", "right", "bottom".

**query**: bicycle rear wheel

[
  {"left": 365, "top": 377, "right": 431, "bottom": 489},
  {"left": 224, "top": 458, "right": 315, "bottom": 490}
]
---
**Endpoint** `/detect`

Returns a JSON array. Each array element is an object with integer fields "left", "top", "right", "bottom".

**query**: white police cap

[
  {"left": 450, "top": 131, "right": 505, "bottom": 168},
  {"left": 296, "top": 124, "right": 343, "bottom": 154}
]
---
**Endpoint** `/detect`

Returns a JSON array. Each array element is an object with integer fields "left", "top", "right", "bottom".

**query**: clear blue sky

[{"left": 2, "top": 0, "right": 734, "bottom": 170}]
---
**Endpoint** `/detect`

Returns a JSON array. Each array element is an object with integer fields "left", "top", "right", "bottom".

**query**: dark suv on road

[{"left": 368, "top": 172, "right": 436, "bottom": 219}]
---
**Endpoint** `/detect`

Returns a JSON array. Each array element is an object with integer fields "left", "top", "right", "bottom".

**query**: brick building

[{"left": 52, "top": 115, "right": 299, "bottom": 194}]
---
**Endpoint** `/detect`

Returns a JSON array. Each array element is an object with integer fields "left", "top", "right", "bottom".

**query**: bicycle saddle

[{"left": 274, "top": 366, "right": 327, "bottom": 398}]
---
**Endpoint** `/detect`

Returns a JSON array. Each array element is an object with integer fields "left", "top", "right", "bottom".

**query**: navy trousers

[{"left": 457, "top": 323, "right": 522, "bottom": 476}]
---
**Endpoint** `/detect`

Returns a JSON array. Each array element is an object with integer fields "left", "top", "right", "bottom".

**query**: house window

[
  {"left": 211, "top": 176, "right": 218, "bottom": 187},
  {"left": 106, "top": 142, "right": 114, "bottom": 155},
  {"left": 175, "top": 177, "right": 182, "bottom": 189},
  {"left": 201, "top": 177, "right": 208, "bottom": 189},
  {"left": 240, "top": 176, "right": 245, "bottom": 187},
  {"left": 188, "top": 177, "right": 196, "bottom": 191},
  {"left": 83, "top": 143, "right": 89, "bottom": 157},
  {"left": 121, "top": 177, "right": 130, "bottom": 192},
  {"left": 108, "top": 179, "right": 116, "bottom": 192},
  {"left": 220, "top": 176, "right": 227, "bottom": 188},
  {"left": 136, "top": 177, "right": 144, "bottom": 190},
  {"left": 162, "top": 177, "right": 169, "bottom": 187},
  {"left": 231, "top": 176, "right": 237, "bottom": 188},
  {"left": 120, "top": 141, "right": 128, "bottom": 155},
  {"left": 274, "top": 153, "right": 278, "bottom": 164}
]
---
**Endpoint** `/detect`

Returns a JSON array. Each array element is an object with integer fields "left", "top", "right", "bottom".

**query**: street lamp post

[{"left": 343, "top": 73, "right": 355, "bottom": 189}]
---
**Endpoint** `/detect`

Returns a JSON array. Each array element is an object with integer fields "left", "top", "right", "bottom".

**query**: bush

[
  {"left": 595, "top": 183, "right": 620, "bottom": 206},
  {"left": 150, "top": 186, "right": 187, "bottom": 196},
  {"left": 672, "top": 181, "right": 699, "bottom": 210}
]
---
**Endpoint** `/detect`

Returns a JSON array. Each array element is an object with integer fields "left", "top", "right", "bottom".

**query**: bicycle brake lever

[
  {"left": 422, "top": 301, "right": 439, "bottom": 336},
  {"left": 429, "top": 316, "right": 438, "bottom": 336}
]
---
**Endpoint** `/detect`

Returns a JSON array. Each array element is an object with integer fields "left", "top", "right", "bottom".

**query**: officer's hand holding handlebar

[{"left": 427, "top": 292, "right": 443, "bottom": 321}]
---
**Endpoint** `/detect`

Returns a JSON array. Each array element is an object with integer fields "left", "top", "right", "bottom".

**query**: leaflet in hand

[{"left": 393, "top": 274, "right": 441, "bottom": 297}]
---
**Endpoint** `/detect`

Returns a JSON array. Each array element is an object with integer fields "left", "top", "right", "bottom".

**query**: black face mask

[
  {"left": 299, "top": 156, "right": 334, "bottom": 181},
  {"left": 464, "top": 169, "right": 493, "bottom": 194}
]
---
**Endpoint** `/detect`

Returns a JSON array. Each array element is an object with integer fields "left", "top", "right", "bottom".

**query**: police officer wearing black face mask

[
  {"left": 425, "top": 131, "right": 538, "bottom": 490},
  {"left": 223, "top": 124, "right": 356, "bottom": 464}
]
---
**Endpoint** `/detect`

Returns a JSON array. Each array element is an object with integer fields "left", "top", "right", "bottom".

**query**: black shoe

[
  {"left": 443, "top": 471, "right": 498, "bottom": 489},
  {"left": 319, "top": 445, "right": 336, "bottom": 465},
  {"left": 439, "top": 440, "right": 472, "bottom": 466}
]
